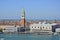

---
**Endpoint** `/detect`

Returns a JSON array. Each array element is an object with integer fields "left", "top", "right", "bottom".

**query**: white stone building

[
  {"left": 56, "top": 28, "right": 60, "bottom": 33},
  {"left": 30, "top": 21, "right": 56, "bottom": 33},
  {"left": 3, "top": 26, "right": 17, "bottom": 33}
]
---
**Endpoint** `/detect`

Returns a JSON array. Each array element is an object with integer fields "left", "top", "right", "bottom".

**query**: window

[
  {"left": 35, "top": 27, "right": 36, "bottom": 28},
  {"left": 38, "top": 27, "right": 39, "bottom": 28},
  {"left": 32, "top": 26, "right": 33, "bottom": 28}
]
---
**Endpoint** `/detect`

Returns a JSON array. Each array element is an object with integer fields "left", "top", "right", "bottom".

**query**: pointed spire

[{"left": 21, "top": 8, "right": 25, "bottom": 19}]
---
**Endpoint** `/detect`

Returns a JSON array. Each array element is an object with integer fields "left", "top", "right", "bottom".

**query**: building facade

[
  {"left": 3, "top": 26, "right": 17, "bottom": 33},
  {"left": 30, "top": 21, "right": 56, "bottom": 33},
  {"left": 55, "top": 28, "right": 60, "bottom": 33}
]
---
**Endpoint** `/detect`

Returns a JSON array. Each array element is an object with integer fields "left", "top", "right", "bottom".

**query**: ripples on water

[{"left": 0, "top": 34, "right": 60, "bottom": 40}]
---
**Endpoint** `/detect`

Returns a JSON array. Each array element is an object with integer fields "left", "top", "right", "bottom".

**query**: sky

[{"left": 0, "top": 0, "right": 60, "bottom": 20}]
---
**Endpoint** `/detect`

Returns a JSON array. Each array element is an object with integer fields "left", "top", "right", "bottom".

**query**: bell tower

[{"left": 20, "top": 8, "right": 25, "bottom": 27}]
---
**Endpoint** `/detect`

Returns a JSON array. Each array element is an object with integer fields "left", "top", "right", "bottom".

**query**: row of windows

[{"left": 32, "top": 26, "right": 51, "bottom": 29}]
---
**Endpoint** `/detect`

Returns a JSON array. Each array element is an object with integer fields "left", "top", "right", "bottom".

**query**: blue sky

[{"left": 0, "top": 0, "right": 60, "bottom": 20}]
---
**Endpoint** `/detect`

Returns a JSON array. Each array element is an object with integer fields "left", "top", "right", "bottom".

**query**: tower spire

[{"left": 21, "top": 8, "right": 25, "bottom": 19}]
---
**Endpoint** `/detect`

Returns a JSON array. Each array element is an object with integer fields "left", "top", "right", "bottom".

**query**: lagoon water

[{"left": 0, "top": 34, "right": 60, "bottom": 40}]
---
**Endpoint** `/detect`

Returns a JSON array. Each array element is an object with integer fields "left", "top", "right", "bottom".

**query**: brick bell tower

[{"left": 19, "top": 8, "right": 25, "bottom": 32}]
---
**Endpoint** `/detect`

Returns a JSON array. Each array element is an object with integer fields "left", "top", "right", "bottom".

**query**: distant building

[
  {"left": 56, "top": 28, "right": 60, "bottom": 33},
  {"left": 3, "top": 26, "right": 17, "bottom": 33},
  {"left": 52, "top": 25, "right": 60, "bottom": 32},
  {"left": 30, "top": 21, "right": 57, "bottom": 33}
]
